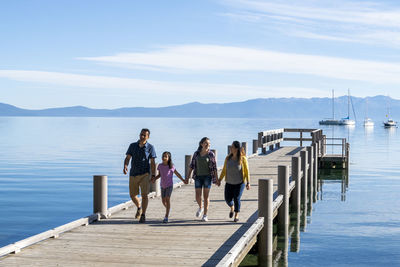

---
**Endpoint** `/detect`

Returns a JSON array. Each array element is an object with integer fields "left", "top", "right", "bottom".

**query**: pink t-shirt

[{"left": 157, "top": 164, "right": 175, "bottom": 188}]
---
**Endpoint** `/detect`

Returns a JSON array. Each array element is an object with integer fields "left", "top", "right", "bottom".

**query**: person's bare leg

[
  {"left": 165, "top": 197, "right": 171, "bottom": 217},
  {"left": 131, "top": 195, "right": 141, "bottom": 209},
  {"left": 142, "top": 195, "right": 148, "bottom": 214},
  {"left": 195, "top": 188, "right": 202, "bottom": 208},
  {"left": 203, "top": 188, "right": 210, "bottom": 215}
]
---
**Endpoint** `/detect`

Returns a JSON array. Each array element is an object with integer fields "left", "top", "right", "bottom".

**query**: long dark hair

[
  {"left": 162, "top": 151, "right": 173, "bottom": 169},
  {"left": 197, "top": 137, "right": 209, "bottom": 152},
  {"left": 228, "top": 141, "right": 242, "bottom": 164}
]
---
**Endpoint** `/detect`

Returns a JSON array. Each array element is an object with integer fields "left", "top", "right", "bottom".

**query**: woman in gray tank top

[{"left": 218, "top": 141, "right": 250, "bottom": 222}]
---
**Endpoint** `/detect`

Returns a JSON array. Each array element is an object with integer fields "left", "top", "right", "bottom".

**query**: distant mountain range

[{"left": 1, "top": 95, "right": 399, "bottom": 120}]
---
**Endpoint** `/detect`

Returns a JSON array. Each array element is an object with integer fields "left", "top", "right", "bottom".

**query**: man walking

[{"left": 123, "top": 128, "right": 156, "bottom": 223}]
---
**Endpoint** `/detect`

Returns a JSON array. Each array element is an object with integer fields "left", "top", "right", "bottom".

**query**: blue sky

[{"left": 1, "top": 0, "right": 400, "bottom": 109}]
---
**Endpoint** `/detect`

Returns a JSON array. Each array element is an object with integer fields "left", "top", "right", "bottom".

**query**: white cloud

[
  {"left": 0, "top": 69, "right": 327, "bottom": 99},
  {"left": 220, "top": 0, "right": 400, "bottom": 47},
  {"left": 79, "top": 45, "right": 400, "bottom": 84}
]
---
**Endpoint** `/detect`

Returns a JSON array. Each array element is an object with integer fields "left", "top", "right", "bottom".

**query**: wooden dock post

[
  {"left": 313, "top": 143, "right": 318, "bottom": 201},
  {"left": 93, "top": 175, "right": 108, "bottom": 218},
  {"left": 307, "top": 146, "right": 314, "bottom": 195},
  {"left": 185, "top": 155, "right": 193, "bottom": 184},
  {"left": 306, "top": 146, "right": 313, "bottom": 216},
  {"left": 300, "top": 150, "right": 308, "bottom": 208},
  {"left": 150, "top": 164, "right": 161, "bottom": 197},
  {"left": 290, "top": 213, "right": 301, "bottom": 252},
  {"left": 262, "top": 136, "right": 267, "bottom": 154},
  {"left": 253, "top": 139, "right": 258, "bottom": 154},
  {"left": 241, "top": 142, "right": 247, "bottom": 156},
  {"left": 277, "top": 165, "right": 289, "bottom": 236},
  {"left": 258, "top": 178, "right": 273, "bottom": 266},
  {"left": 290, "top": 156, "right": 301, "bottom": 213}
]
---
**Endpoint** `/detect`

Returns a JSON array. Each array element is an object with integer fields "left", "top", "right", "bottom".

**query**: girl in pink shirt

[{"left": 151, "top": 151, "right": 185, "bottom": 223}]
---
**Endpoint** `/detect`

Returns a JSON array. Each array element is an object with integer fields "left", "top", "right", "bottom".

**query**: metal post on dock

[
  {"left": 185, "top": 155, "right": 193, "bottom": 184},
  {"left": 227, "top": 145, "right": 231, "bottom": 156},
  {"left": 93, "top": 175, "right": 108, "bottom": 218},
  {"left": 241, "top": 142, "right": 247, "bottom": 156},
  {"left": 258, "top": 178, "right": 273, "bottom": 266},
  {"left": 253, "top": 139, "right": 258, "bottom": 154},
  {"left": 277, "top": 165, "right": 289, "bottom": 236}
]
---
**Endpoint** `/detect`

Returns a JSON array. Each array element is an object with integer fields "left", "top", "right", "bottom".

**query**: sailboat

[
  {"left": 338, "top": 89, "right": 356, "bottom": 125},
  {"left": 319, "top": 90, "right": 341, "bottom": 125},
  {"left": 383, "top": 96, "right": 397, "bottom": 127},
  {"left": 363, "top": 98, "right": 374, "bottom": 127}
]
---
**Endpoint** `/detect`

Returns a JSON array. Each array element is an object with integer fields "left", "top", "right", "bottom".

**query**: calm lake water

[{"left": 0, "top": 117, "right": 399, "bottom": 266}]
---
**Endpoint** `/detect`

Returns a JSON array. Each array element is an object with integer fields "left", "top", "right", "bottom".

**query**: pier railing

[
  {"left": 256, "top": 128, "right": 324, "bottom": 157},
  {"left": 218, "top": 143, "right": 319, "bottom": 266}
]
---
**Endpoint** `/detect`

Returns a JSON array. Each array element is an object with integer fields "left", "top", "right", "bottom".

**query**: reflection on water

[
  {"left": 240, "top": 169, "right": 349, "bottom": 267},
  {"left": 318, "top": 169, "right": 348, "bottom": 202}
]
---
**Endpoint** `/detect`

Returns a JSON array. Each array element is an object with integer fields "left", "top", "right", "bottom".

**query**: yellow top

[{"left": 219, "top": 156, "right": 250, "bottom": 184}]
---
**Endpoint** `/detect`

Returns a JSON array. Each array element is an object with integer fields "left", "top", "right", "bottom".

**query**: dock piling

[
  {"left": 93, "top": 175, "right": 108, "bottom": 218},
  {"left": 185, "top": 155, "right": 193, "bottom": 184},
  {"left": 277, "top": 165, "right": 289, "bottom": 236},
  {"left": 291, "top": 156, "right": 301, "bottom": 213},
  {"left": 241, "top": 142, "right": 247, "bottom": 156},
  {"left": 258, "top": 178, "right": 273, "bottom": 265},
  {"left": 313, "top": 143, "right": 318, "bottom": 201},
  {"left": 300, "top": 150, "right": 308, "bottom": 208},
  {"left": 150, "top": 166, "right": 161, "bottom": 197},
  {"left": 253, "top": 139, "right": 258, "bottom": 154}
]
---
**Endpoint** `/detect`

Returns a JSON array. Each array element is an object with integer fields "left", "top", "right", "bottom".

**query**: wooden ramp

[{"left": 0, "top": 147, "right": 302, "bottom": 267}]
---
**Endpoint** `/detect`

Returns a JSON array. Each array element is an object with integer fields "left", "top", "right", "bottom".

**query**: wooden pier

[{"left": 0, "top": 128, "right": 348, "bottom": 266}]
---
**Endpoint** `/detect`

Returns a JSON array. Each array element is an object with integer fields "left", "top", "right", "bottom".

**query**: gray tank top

[{"left": 226, "top": 158, "right": 243, "bottom": 185}]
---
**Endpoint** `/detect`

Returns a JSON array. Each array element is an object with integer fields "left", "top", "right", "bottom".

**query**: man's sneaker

[
  {"left": 139, "top": 214, "right": 146, "bottom": 223},
  {"left": 135, "top": 207, "right": 142, "bottom": 219},
  {"left": 196, "top": 207, "right": 203, "bottom": 218},
  {"left": 202, "top": 215, "right": 208, "bottom": 222},
  {"left": 163, "top": 217, "right": 168, "bottom": 223}
]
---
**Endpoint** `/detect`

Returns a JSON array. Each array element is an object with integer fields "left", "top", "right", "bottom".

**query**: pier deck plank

[{"left": 0, "top": 146, "right": 301, "bottom": 266}]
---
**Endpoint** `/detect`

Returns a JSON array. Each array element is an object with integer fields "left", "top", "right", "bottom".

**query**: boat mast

[
  {"left": 332, "top": 89, "right": 335, "bottom": 120},
  {"left": 348, "top": 89, "right": 350, "bottom": 119}
]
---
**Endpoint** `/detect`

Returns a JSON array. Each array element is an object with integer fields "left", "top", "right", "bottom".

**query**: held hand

[
  {"left": 217, "top": 180, "right": 221, "bottom": 187},
  {"left": 150, "top": 177, "right": 155, "bottom": 184},
  {"left": 246, "top": 183, "right": 251, "bottom": 190},
  {"left": 184, "top": 178, "right": 189, "bottom": 184}
]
